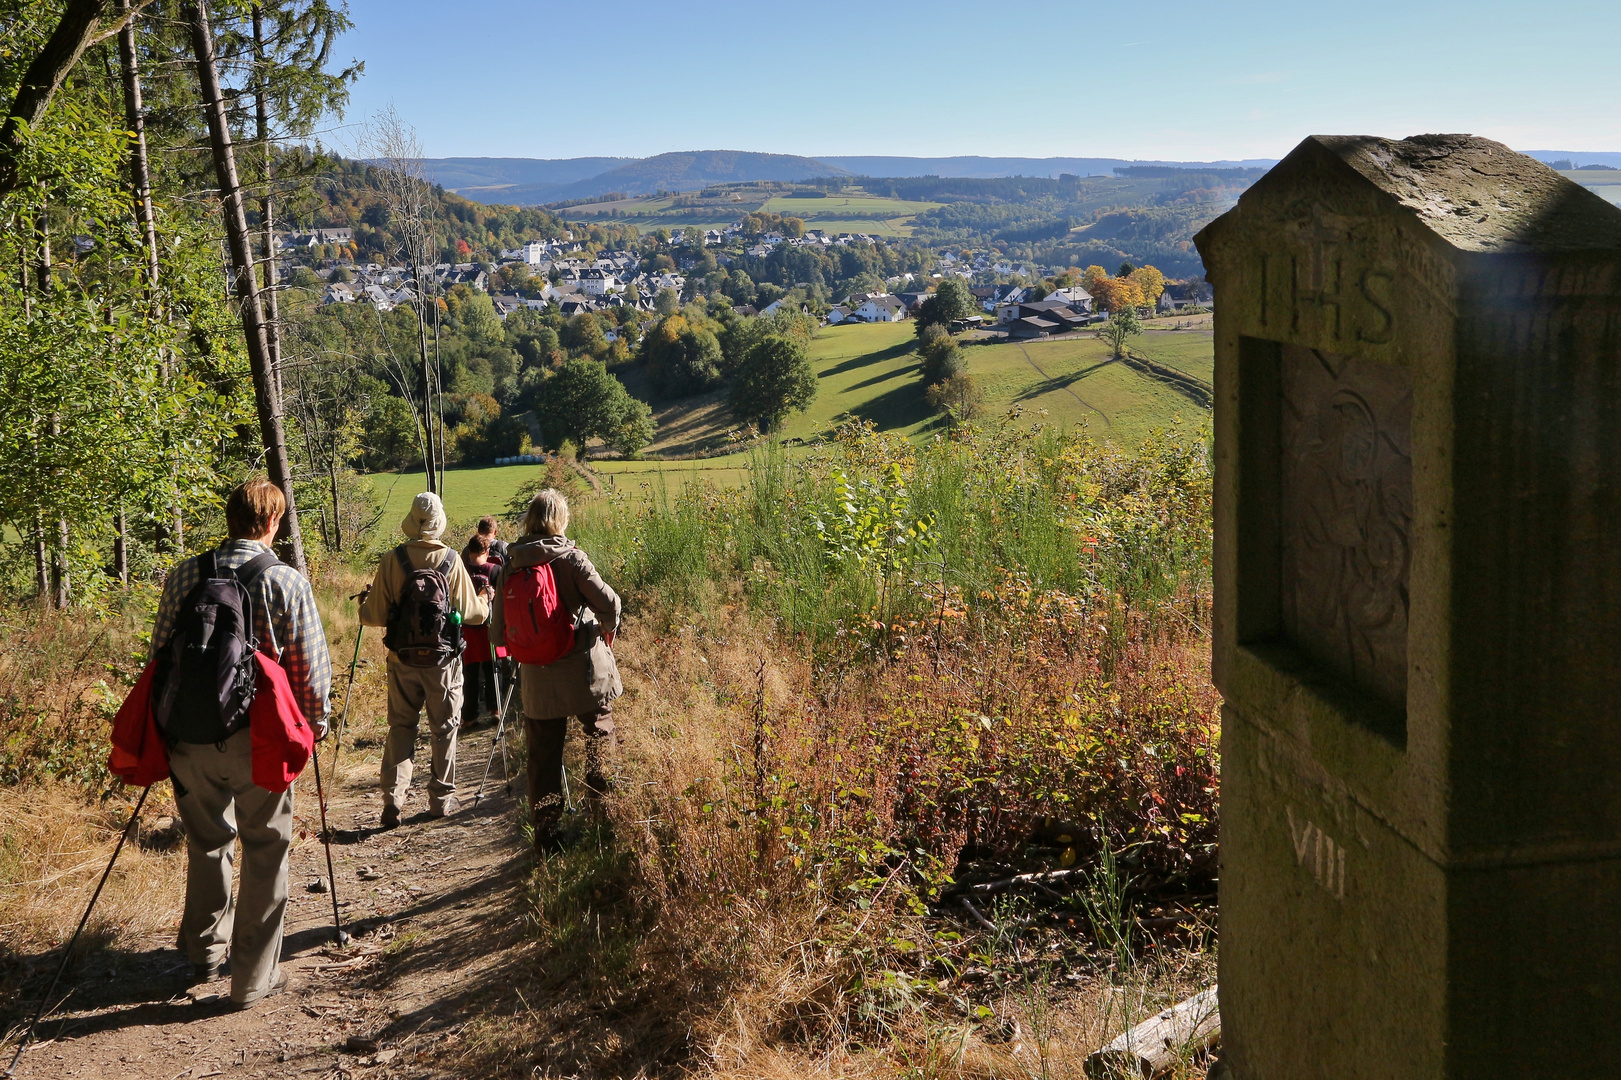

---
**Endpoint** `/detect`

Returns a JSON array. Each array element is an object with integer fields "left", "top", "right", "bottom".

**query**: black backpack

[
  {"left": 383, "top": 545, "right": 463, "bottom": 667},
  {"left": 155, "top": 549, "right": 281, "bottom": 745}
]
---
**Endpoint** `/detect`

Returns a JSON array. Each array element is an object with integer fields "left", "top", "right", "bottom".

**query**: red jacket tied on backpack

[{"left": 110, "top": 653, "right": 314, "bottom": 793}]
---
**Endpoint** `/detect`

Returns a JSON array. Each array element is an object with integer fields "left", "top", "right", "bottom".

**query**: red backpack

[{"left": 503, "top": 558, "right": 576, "bottom": 665}]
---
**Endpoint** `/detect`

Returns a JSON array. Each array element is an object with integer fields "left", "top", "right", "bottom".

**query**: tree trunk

[
  {"left": 251, "top": 5, "right": 284, "bottom": 407},
  {"left": 117, "top": 2, "right": 182, "bottom": 558},
  {"left": 327, "top": 452, "right": 342, "bottom": 551},
  {"left": 32, "top": 518, "right": 48, "bottom": 600},
  {"left": 116, "top": 3, "right": 158, "bottom": 292},
  {"left": 53, "top": 514, "right": 70, "bottom": 609},
  {"left": 415, "top": 298, "right": 437, "bottom": 494},
  {"left": 114, "top": 509, "right": 129, "bottom": 585},
  {"left": 187, "top": 0, "right": 306, "bottom": 575},
  {"left": 36, "top": 206, "right": 69, "bottom": 610}
]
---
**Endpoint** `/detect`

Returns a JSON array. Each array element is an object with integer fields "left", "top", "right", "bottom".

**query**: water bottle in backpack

[{"left": 383, "top": 546, "right": 463, "bottom": 667}]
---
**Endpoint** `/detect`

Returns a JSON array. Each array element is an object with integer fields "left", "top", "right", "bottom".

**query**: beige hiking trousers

[
  {"left": 382, "top": 656, "right": 463, "bottom": 811},
  {"left": 169, "top": 729, "right": 293, "bottom": 1006}
]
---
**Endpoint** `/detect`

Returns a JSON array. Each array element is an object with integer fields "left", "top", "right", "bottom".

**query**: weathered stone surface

[{"left": 1196, "top": 134, "right": 1621, "bottom": 1078}]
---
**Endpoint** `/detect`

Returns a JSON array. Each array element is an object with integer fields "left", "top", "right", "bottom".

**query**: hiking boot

[
  {"left": 380, "top": 804, "right": 401, "bottom": 830},
  {"left": 230, "top": 966, "right": 289, "bottom": 1011},
  {"left": 189, "top": 961, "right": 222, "bottom": 987},
  {"left": 431, "top": 795, "right": 460, "bottom": 818}
]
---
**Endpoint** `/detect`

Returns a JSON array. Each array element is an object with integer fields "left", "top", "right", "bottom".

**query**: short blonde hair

[{"left": 524, "top": 488, "right": 570, "bottom": 536}]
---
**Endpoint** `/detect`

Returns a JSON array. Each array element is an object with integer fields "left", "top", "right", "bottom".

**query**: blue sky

[{"left": 334, "top": 0, "right": 1621, "bottom": 160}]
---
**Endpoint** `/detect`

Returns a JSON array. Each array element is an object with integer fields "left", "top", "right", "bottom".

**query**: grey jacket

[{"left": 490, "top": 534, "right": 623, "bottom": 719}]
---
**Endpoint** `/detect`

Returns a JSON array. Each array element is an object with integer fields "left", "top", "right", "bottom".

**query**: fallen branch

[
  {"left": 1085, "top": 985, "right": 1219, "bottom": 1078},
  {"left": 967, "top": 867, "right": 1088, "bottom": 894},
  {"left": 958, "top": 895, "right": 997, "bottom": 933}
]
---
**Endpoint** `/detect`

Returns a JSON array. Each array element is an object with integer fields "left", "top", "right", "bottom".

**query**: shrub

[
  {"left": 925, "top": 371, "right": 984, "bottom": 421},
  {"left": 916, "top": 323, "right": 965, "bottom": 385}
]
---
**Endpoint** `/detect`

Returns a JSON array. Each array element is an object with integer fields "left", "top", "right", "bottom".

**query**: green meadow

[{"left": 377, "top": 321, "right": 1213, "bottom": 527}]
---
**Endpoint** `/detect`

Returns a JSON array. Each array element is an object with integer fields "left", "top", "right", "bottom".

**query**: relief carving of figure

[{"left": 1281, "top": 346, "right": 1412, "bottom": 709}]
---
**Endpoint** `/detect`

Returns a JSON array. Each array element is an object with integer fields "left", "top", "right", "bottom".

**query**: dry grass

[{"left": 451, "top": 590, "right": 1220, "bottom": 1079}]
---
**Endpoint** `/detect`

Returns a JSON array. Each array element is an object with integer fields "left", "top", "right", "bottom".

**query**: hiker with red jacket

[
  {"left": 489, "top": 488, "right": 622, "bottom": 853},
  {"left": 149, "top": 478, "right": 332, "bottom": 1008},
  {"left": 359, "top": 492, "right": 490, "bottom": 826}
]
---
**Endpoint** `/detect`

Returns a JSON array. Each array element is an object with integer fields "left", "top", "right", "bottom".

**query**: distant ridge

[
  {"left": 424, "top": 150, "right": 846, "bottom": 205},
  {"left": 426, "top": 149, "right": 1616, "bottom": 208},
  {"left": 818, "top": 155, "right": 1278, "bottom": 178},
  {"left": 1524, "top": 150, "right": 1621, "bottom": 168}
]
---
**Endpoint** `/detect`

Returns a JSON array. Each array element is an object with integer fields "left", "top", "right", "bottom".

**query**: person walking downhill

[
  {"left": 489, "top": 489, "right": 622, "bottom": 854},
  {"left": 359, "top": 492, "right": 490, "bottom": 827},
  {"left": 478, "top": 514, "right": 508, "bottom": 563},
  {"left": 150, "top": 478, "right": 332, "bottom": 1008},
  {"left": 459, "top": 532, "right": 502, "bottom": 728}
]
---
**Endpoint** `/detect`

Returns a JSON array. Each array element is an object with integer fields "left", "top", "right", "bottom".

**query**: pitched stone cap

[{"left": 1305, "top": 134, "right": 1621, "bottom": 253}]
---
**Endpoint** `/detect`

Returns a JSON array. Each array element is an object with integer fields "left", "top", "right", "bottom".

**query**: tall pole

[
  {"left": 187, "top": 0, "right": 306, "bottom": 574},
  {"left": 118, "top": 0, "right": 182, "bottom": 559},
  {"left": 251, "top": 5, "right": 284, "bottom": 408}
]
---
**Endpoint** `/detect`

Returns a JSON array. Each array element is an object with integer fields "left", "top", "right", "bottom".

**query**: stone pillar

[{"left": 1196, "top": 134, "right": 1621, "bottom": 1078}]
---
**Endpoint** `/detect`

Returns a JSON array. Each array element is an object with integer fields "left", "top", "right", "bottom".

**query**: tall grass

[
  {"left": 465, "top": 417, "right": 1220, "bottom": 1077},
  {"left": 576, "top": 414, "right": 1210, "bottom": 652}
]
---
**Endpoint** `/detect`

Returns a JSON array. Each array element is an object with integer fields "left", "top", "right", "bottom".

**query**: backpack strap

[
  {"left": 233, "top": 550, "right": 283, "bottom": 587},
  {"left": 199, "top": 549, "right": 219, "bottom": 581},
  {"left": 394, "top": 544, "right": 413, "bottom": 576},
  {"left": 439, "top": 549, "right": 458, "bottom": 577}
]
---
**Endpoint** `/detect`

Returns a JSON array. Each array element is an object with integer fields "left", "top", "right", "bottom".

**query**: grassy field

[
  {"left": 376, "top": 321, "right": 1213, "bottom": 524},
  {"left": 757, "top": 192, "right": 941, "bottom": 237},
  {"left": 376, "top": 456, "right": 755, "bottom": 529},
  {"left": 1134, "top": 327, "right": 1217, "bottom": 382},
  {"left": 560, "top": 189, "right": 940, "bottom": 236},
  {"left": 1560, "top": 168, "right": 1621, "bottom": 206}
]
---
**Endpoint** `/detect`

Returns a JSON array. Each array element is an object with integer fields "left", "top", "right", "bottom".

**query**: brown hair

[
  {"left": 225, "top": 477, "right": 286, "bottom": 539},
  {"left": 464, "top": 534, "right": 491, "bottom": 557},
  {"left": 477, "top": 515, "right": 499, "bottom": 536}
]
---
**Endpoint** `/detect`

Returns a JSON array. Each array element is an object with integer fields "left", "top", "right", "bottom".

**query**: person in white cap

[{"left": 359, "top": 492, "right": 491, "bottom": 826}]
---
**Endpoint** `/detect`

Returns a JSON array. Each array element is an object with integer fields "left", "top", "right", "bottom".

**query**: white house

[
  {"left": 1049, "top": 286, "right": 1094, "bottom": 313},
  {"left": 579, "top": 268, "right": 619, "bottom": 296},
  {"left": 853, "top": 295, "right": 906, "bottom": 323}
]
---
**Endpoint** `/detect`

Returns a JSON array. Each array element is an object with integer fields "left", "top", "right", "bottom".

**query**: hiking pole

[
  {"left": 328, "top": 600, "right": 367, "bottom": 776},
  {"left": 309, "top": 748, "right": 350, "bottom": 947},
  {"left": 4, "top": 785, "right": 150, "bottom": 1079},
  {"left": 472, "top": 665, "right": 513, "bottom": 812}
]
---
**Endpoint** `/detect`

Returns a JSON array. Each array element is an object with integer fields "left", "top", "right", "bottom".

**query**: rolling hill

[{"left": 424, "top": 151, "right": 848, "bottom": 205}]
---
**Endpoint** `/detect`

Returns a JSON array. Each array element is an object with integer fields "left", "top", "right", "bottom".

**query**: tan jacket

[
  {"left": 359, "top": 540, "right": 491, "bottom": 662},
  {"left": 490, "top": 534, "right": 622, "bottom": 719}
]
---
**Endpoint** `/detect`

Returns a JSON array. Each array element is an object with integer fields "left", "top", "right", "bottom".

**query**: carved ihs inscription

[
  {"left": 1279, "top": 343, "right": 1412, "bottom": 711},
  {"left": 1287, "top": 806, "right": 1346, "bottom": 901}
]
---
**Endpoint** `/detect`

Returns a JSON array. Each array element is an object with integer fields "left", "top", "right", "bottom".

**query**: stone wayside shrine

[{"left": 1196, "top": 134, "right": 1621, "bottom": 1076}]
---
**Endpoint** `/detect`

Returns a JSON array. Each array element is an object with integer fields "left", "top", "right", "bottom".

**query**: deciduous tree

[{"left": 730, "top": 334, "right": 817, "bottom": 433}]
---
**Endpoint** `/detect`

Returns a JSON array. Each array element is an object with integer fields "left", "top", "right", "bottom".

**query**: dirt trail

[{"left": 5, "top": 723, "right": 529, "bottom": 1080}]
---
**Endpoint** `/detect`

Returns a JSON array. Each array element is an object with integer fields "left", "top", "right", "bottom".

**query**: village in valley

[{"left": 281, "top": 216, "right": 1213, "bottom": 339}]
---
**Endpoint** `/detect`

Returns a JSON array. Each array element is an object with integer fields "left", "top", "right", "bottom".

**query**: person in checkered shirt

[{"left": 149, "top": 478, "right": 332, "bottom": 1010}]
